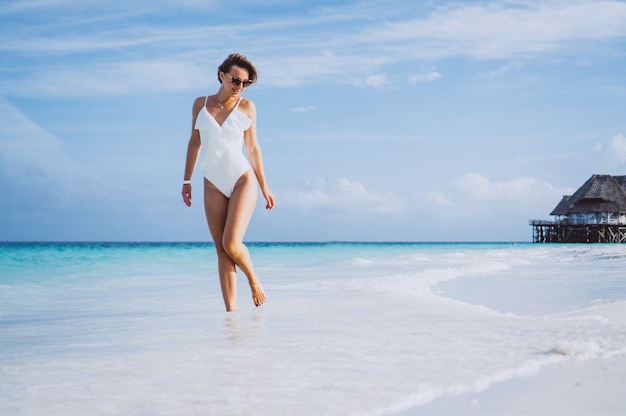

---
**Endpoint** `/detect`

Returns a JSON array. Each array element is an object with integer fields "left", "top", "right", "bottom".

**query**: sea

[{"left": 1, "top": 242, "right": 626, "bottom": 416}]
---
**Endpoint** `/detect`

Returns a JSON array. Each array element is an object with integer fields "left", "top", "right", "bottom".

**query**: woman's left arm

[{"left": 243, "top": 99, "right": 275, "bottom": 210}]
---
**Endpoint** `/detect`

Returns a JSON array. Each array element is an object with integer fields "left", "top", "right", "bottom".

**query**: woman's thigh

[
  {"left": 203, "top": 178, "right": 230, "bottom": 247},
  {"left": 224, "top": 171, "right": 258, "bottom": 243}
]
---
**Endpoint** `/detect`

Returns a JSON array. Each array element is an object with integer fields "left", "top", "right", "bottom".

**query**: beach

[
  {"left": 1, "top": 242, "right": 625, "bottom": 415},
  {"left": 404, "top": 301, "right": 626, "bottom": 416},
  {"left": 406, "top": 354, "right": 626, "bottom": 416}
]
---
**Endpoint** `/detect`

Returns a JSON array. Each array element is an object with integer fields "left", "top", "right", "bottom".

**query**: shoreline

[
  {"left": 400, "top": 354, "right": 626, "bottom": 416},
  {"left": 400, "top": 300, "right": 626, "bottom": 416}
]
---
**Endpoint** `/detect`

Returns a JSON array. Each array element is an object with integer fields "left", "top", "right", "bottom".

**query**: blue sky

[{"left": 1, "top": 0, "right": 626, "bottom": 242}]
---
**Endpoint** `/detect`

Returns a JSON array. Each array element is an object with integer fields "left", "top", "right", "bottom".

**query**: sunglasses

[{"left": 223, "top": 72, "right": 254, "bottom": 88}]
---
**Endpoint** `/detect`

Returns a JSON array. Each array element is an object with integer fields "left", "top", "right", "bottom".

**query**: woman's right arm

[{"left": 181, "top": 98, "right": 204, "bottom": 207}]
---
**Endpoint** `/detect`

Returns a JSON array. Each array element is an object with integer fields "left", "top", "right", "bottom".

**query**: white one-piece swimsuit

[{"left": 195, "top": 96, "right": 253, "bottom": 197}]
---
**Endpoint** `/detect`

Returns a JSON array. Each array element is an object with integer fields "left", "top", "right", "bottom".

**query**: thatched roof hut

[
  {"left": 550, "top": 174, "right": 626, "bottom": 217},
  {"left": 532, "top": 174, "right": 626, "bottom": 242}
]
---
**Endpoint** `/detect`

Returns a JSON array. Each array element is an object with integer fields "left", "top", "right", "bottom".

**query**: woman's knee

[
  {"left": 213, "top": 242, "right": 232, "bottom": 262},
  {"left": 222, "top": 237, "right": 243, "bottom": 260}
]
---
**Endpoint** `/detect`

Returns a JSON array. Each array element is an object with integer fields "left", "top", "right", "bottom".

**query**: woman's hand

[
  {"left": 182, "top": 184, "right": 192, "bottom": 207},
  {"left": 262, "top": 188, "right": 275, "bottom": 210}
]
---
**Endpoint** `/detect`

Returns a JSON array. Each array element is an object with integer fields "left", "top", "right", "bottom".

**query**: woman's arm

[
  {"left": 242, "top": 99, "right": 275, "bottom": 210},
  {"left": 181, "top": 98, "right": 204, "bottom": 207}
]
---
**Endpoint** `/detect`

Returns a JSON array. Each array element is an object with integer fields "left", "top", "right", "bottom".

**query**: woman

[{"left": 182, "top": 53, "right": 275, "bottom": 312}]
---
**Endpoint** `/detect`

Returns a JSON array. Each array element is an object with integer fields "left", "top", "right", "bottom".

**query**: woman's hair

[{"left": 218, "top": 53, "right": 257, "bottom": 84}]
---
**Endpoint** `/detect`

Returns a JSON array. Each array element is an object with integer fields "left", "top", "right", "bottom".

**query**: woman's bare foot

[{"left": 250, "top": 281, "right": 266, "bottom": 307}]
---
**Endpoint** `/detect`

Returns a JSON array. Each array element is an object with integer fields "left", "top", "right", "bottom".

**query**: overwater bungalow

[{"left": 530, "top": 174, "right": 626, "bottom": 243}]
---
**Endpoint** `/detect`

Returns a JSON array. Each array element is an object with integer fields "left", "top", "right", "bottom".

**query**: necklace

[{"left": 216, "top": 96, "right": 235, "bottom": 110}]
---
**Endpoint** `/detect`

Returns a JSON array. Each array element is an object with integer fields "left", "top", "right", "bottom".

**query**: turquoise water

[{"left": 1, "top": 242, "right": 626, "bottom": 415}]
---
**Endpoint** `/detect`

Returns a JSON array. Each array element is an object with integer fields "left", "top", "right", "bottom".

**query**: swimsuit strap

[
  {"left": 234, "top": 97, "right": 243, "bottom": 109},
  {"left": 204, "top": 95, "right": 209, "bottom": 106}
]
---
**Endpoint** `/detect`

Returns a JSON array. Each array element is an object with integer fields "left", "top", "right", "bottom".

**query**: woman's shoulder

[
  {"left": 193, "top": 95, "right": 207, "bottom": 107},
  {"left": 237, "top": 97, "right": 256, "bottom": 118},
  {"left": 192, "top": 96, "right": 207, "bottom": 115}
]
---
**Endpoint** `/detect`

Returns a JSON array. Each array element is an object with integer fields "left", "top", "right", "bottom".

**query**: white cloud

[
  {"left": 409, "top": 71, "right": 441, "bottom": 83},
  {"left": 413, "top": 191, "right": 452, "bottom": 207},
  {"left": 454, "top": 172, "right": 563, "bottom": 203},
  {"left": 1, "top": 58, "right": 209, "bottom": 97},
  {"left": 0, "top": 0, "right": 220, "bottom": 17},
  {"left": 364, "top": 74, "right": 388, "bottom": 87},
  {"left": 0, "top": 99, "right": 102, "bottom": 203},
  {"left": 4, "top": 1, "right": 626, "bottom": 96},
  {"left": 0, "top": 99, "right": 75, "bottom": 179},
  {"left": 368, "top": 1, "right": 626, "bottom": 60},
  {"left": 594, "top": 142, "right": 603, "bottom": 153},
  {"left": 259, "top": 53, "right": 388, "bottom": 87},
  {"left": 291, "top": 105, "right": 316, "bottom": 114},
  {"left": 609, "top": 134, "right": 626, "bottom": 164},
  {"left": 480, "top": 63, "right": 523, "bottom": 78},
  {"left": 0, "top": 0, "right": 75, "bottom": 15},
  {"left": 284, "top": 177, "right": 404, "bottom": 216}
]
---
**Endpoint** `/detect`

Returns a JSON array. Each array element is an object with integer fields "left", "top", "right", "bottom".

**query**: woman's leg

[
  {"left": 204, "top": 179, "right": 238, "bottom": 311},
  {"left": 222, "top": 171, "right": 266, "bottom": 307}
]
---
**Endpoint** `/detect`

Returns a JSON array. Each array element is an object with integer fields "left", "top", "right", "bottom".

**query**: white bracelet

[{"left": 183, "top": 180, "right": 191, "bottom": 185}]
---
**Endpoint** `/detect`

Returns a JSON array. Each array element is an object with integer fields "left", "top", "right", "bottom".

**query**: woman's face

[{"left": 221, "top": 65, "right": 251, "bottom": 94}]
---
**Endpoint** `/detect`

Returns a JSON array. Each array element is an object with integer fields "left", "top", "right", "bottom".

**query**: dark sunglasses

[{"left": 223, "top": 72, "right": 254, "bottom": 88}]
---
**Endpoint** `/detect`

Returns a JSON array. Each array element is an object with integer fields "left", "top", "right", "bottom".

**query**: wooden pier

[{"left": 530, "top": 220, "right": 626, "bottom": 243}]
